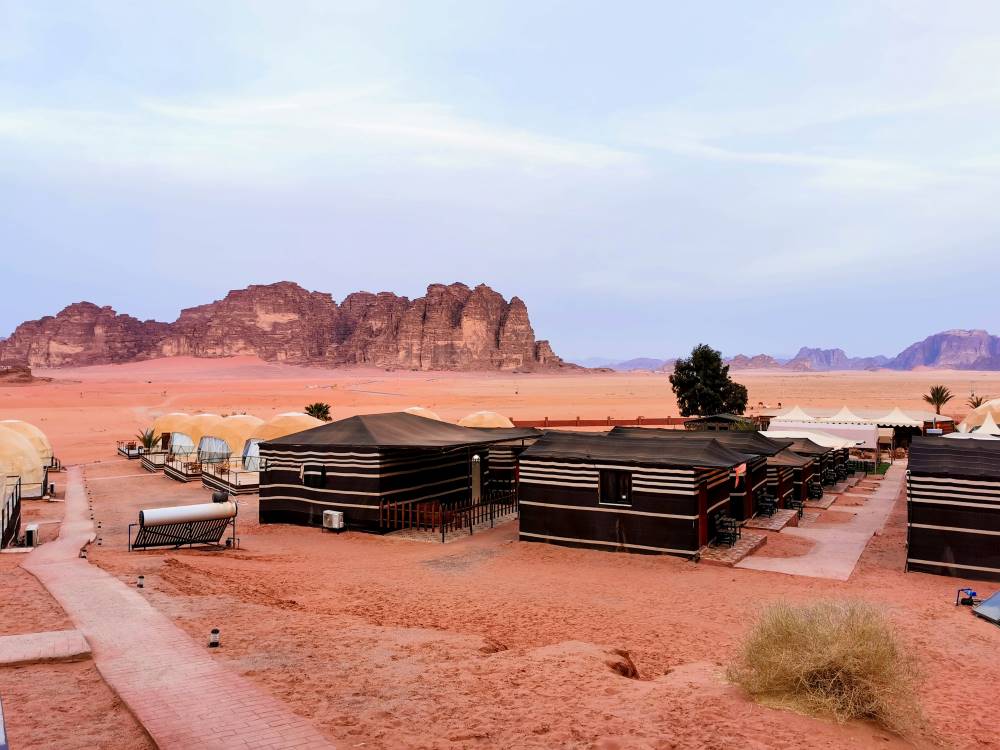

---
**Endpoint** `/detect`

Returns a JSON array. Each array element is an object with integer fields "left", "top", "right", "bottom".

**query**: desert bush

[{"left": 728, "top": 601, "right": 920, "bottom": 732}]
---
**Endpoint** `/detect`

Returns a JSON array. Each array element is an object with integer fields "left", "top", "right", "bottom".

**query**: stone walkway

[
  {"left": 736, "top": 461, "right": 905, "bottom": 581},
  {"left": 22, "top": 466, "right": 336, "bottom": 750},
  {"left": 698, "top": 531, "right": 767, "bottom": 566},
  {"left": 0, "top": 629, "right": 90, "bottom": 667}
]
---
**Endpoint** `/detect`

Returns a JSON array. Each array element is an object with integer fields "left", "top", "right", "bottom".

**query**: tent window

[
  {"left": 599, "top": 469, "right": 632, "bottom": 506},
  {"left": 303, "top": 465, "right": 327, "bottom": 489}
]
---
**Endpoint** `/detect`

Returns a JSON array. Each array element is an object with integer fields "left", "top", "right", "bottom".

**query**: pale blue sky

[{"left": 3, "top": 1, "right": 1000, "bottom": 360}]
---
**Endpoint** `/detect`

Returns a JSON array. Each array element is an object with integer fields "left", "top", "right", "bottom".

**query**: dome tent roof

[
  {"left": 0, "top": 425, "right": 45, "bottom": 490},
  {"left": 200, "top": 415, "right": 265, "bottom": 457},
  {"left": 250, "top": 413, "right": 325, "bottom": 443},
  {"left": 0, "top": 420, "right": 52, "bottom": 462},
  {"left": 457, "top": 411, "right": 515, "bottom": 429},
  {"left": 403, "top": 406, "right": 443, "bottom": 421}
]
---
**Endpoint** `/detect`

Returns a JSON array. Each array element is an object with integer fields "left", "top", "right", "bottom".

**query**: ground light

[{"left": 209, "top": 628, "right": 220, "bottom": 648}]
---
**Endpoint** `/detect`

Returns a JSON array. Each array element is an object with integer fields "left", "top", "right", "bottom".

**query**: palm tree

[
  {"left": 967, "top": 392, "right": 988, "bottom": 409},
  {"left": 304, "top": 402, "right": 332, "bottom": 421},
  {"left": 136, "top": 428, "right": 161, "bottom": 451},
  {"left": 923, "top": 385, "right": 954, "bottom": 415}
]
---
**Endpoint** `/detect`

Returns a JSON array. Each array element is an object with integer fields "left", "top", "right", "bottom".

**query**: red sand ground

[{"left": 3, "top": 359, "right": 1000, "bottom": 749}]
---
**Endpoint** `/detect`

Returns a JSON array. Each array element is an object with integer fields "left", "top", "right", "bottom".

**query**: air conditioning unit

[{"left": 322, "top": 510, "right": 344, "bottom": 532}]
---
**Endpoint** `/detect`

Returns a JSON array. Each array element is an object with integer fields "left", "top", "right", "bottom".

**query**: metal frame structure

[{"left": 129, "top": 514, "right": 238, "bottom": 551}]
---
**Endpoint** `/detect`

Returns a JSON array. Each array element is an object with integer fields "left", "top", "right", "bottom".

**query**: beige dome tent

[
  {"left": 960, "top": 401, "right": 1000, "bottom": 432},
  {"left": 165, "top": 414, "right": 222, "bottom": 455},
  {"left": 458, "top": 411, "right": 515, "bottom": 429},
  {"left": 0, "top": 425, "right": 46, "bottom": 498},
  {"left": 0, "top": 420, "right": 53, "bottom": 464},
  {"left": 151, "top": 412, "right": 190, "bottom": 438},
  {"left": 245, "top": 413, "right": 325, "bottom": 470},
  {"left": 198, "top": 415, "right": 264, "bottom": 463},
  {"left": 403, "top": 406, "right": 443, "bottom": 421},
  {"left": 976, "top": 410, "right": 1000, "bottom": 436}
]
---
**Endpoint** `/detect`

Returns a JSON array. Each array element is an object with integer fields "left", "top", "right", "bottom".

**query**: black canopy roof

[
  {"left": 779, "top": 437, "right": 832, "bottom": 456},
  {"left": 609, "top": 426, "right": 791, "bottom": 457},
  {"left": 684, "top": 413, "right": 753, "bottom": 424},
  {"left": 262, "top": 412, "right": 534, "bottom": 450},
  {"left": 521, "top": 431, "right": 750, "bottom": 469},
  {"left": 909, "top": 436, "right": 1000, "bottom": 479},
  {"left": 767, "top": 448, "right": 814, "bottom": 468}
]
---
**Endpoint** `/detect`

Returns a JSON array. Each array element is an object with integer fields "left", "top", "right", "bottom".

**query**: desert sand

[{"left": 2, "top": 358, "right": 1000, "bottom": 749}]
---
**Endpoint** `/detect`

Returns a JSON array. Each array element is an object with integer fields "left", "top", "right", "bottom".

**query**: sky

[{"left": 3, "top": 1, "right": 1000, "bottom": 362}]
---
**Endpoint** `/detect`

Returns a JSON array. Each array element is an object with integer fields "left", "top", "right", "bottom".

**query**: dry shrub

[
  {"left": 728, "top": 601, "right": 920, "bottom": 733},
  {"left": 607, "top": 648, "right": 641, "bottom": 679}
]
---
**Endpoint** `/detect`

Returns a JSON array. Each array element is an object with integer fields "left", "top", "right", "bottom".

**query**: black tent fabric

[
  {"left": 909, "top": 436, "right": 1000, "bottom": 479},
  {"left": 520, "top": 431, "right": 749, "bottom": 469},
  {"left": 907, "top": 436, "right": 1000, "bottom": 581},
  {"left": 779, "top": 437, "right": 831, "bottom": 456},
  {"left": 262, "top": 412, "right": 522, "bottom": 450},
  {"left": 767, "top": 448, "right": 813, "bottom": 467},
  {"left": 609, "top": 426, "right": 791, "bottom": 457}
]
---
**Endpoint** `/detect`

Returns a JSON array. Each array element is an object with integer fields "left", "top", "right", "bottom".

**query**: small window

[
  {"left": 303, "top": 465, "right": 327, "bottom": 489},
  {"left": 599, "top": 469, "right": 632, "bottom": 506}
]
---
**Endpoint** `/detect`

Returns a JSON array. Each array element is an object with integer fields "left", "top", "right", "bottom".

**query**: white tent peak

[
  {"left": 877, "top": 407, "right": 922, "bottom": 427},
  {"left": 825, "top": 406, "right": 864, "bottom": 423},
  {"left": 773, "top": 405, "right": 813, "bottom": 422},
  {"left": 977, "top": 410, "right": 1000, "bottom": 436}
]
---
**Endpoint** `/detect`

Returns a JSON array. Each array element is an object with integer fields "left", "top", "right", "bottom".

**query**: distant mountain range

[{"left": 579, "top": 330, "right": 1000, "bottom": 372}]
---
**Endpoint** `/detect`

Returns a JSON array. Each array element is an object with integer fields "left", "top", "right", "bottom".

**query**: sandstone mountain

[
  {"left": 885, "top": 329, "right": 1000, "bottom": 370},
  {"left": 0, "top": 282, "right": 567, "bottom": 371},
  {"left": 784, "top": 347, "right": 889, "bottom": 371}
]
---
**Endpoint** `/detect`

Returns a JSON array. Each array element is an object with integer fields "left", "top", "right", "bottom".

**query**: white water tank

[{"left": 322, "top": 510, "right": 344, "bottom": 531}]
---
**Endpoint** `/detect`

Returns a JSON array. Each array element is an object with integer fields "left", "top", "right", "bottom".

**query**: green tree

[
  {"left": 669, "top": 344, "right": 749, "bottom": 417},
  {"left": 304, "top": 402, "right": 332, "bottom": 421},
  {"left": 136, "top": 428, "right": 161, "bottom": 450},
  {"left": 922, "top": 385, "right": 953, "bottom": 415},
  {"left": 967, "top": 392, "right": 988, "bottom": 409}
]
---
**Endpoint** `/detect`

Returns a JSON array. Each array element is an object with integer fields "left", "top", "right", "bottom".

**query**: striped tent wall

[
  {"left": 729, "top": 456, "right": 767, "bottom": 520},
  {"left": 791, "top": 461, "right": 815, "bottom": 503},
  {"left": 518, "top": 456, "right": 713, "bottom": 557},
  {"left": 907, "top": 472, "right": 1000, "bottom": 581},
  {"left": 260, "top": 445, "right": 477, "bottom": 530},
  {"left": 766, "top": 465, "right": 795, "bottom": 506}
]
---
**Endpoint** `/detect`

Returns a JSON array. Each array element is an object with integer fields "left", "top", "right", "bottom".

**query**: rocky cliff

[
  {"left": 0, "top": 282, "right": 567, "bottom": 371},
  {"left": 886, "top": 329, "right": 1000, "bottom": 370},
  {"left": 784, "top": 347, "right": 889, "bottom": 371}
]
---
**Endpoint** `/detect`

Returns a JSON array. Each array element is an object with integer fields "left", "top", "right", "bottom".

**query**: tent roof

[
  {"left": 760, "top": 432, "right": 834, "bottom": 454},
  {"left": 521, "top": 431, "right": 750, "bottom": 469},
  {"left": 684, "top": 413, "right": 752, "bottom": 424},
  {"left": 773, "top": 405, "right": 814, "bottom": 422},
  {"left": 760, "top": 429, "right": 857, "bottom": 449},
  {"left": 0, "top": 420, "right": 52, "bottom": 461},
  {"left": 941, "top": 432, "right": 1000, "bottom": 441},
  {"left": 251, "top": 413, "right": 325, "bottom": 442},
  {"left": 876, "top": 407, "right": 923, "bottom": 427},
  {"left": 150, "top": 413, "right": 190, "bottom": 437},
  {"left": 909, "top": 436, "right": 1000, "bottom": 479},
  {"left": 768, "top": 448, "right": 814, "bottom": 467},
  {"left": 403, "top": 406, "right": 443, "bottom": 421},
  {"left": 263, "top": 412, "right": 523, "bottom": 449},
  {"left": 201, "top": 415, "right": 265, "bottom": 453},
  {"left": 457, "top": 411, "right": 515, "bottom": 428},
  {"left": 825, "top": 406, "right": 865, "bottom": 423},
  {"left": 0, "top": 425, "right": 44, "bottom": 485},
  {"left": 976, "top": 410, "right": 1000, "bottom": 436},
  {"left": 609, "top": 426, "right": 790, "bottom": 456}
]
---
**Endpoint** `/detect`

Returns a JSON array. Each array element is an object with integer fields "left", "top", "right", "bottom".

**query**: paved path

[
  {"left": 0, "top": 629, "right": 90, "bottom": 667},
  {"left": 23, "top": 466, "right": 335, "bottom": 750},
  {"left": 736, "top": 463, "right": 905, "bottom": 581}
]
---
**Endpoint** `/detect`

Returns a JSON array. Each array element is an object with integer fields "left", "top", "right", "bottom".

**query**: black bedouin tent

[
  {"left": 259, "top": 412, "right": 537, "bottom": 533},
  {"left": 780, "top": 437, "right": 831, "bottom": 495},
  {"left": 609, "top": 427, "right": 790, "bottom": 519},
  {"left": 518, "top": 431, "right": 749, "bottom": 557},
  {"left": 906, "top": 437, "right": 1000, "bottom": 581},
  {"left": 765, "top": 448, "right": 814, "bottom": 507}
]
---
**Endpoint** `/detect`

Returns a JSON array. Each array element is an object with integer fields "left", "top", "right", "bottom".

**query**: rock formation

[
  {"left": 783, "top": 347, "right": 888, "bottom": 371},
  {"left": 726, "top": 354, "right": 783, "bottom": 370},
  {"left": 886, "top": 329, "right": 1000, "bottom": 370},
  {"left": 0, "top": 282, "right": 567, "bottom": 371}
]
